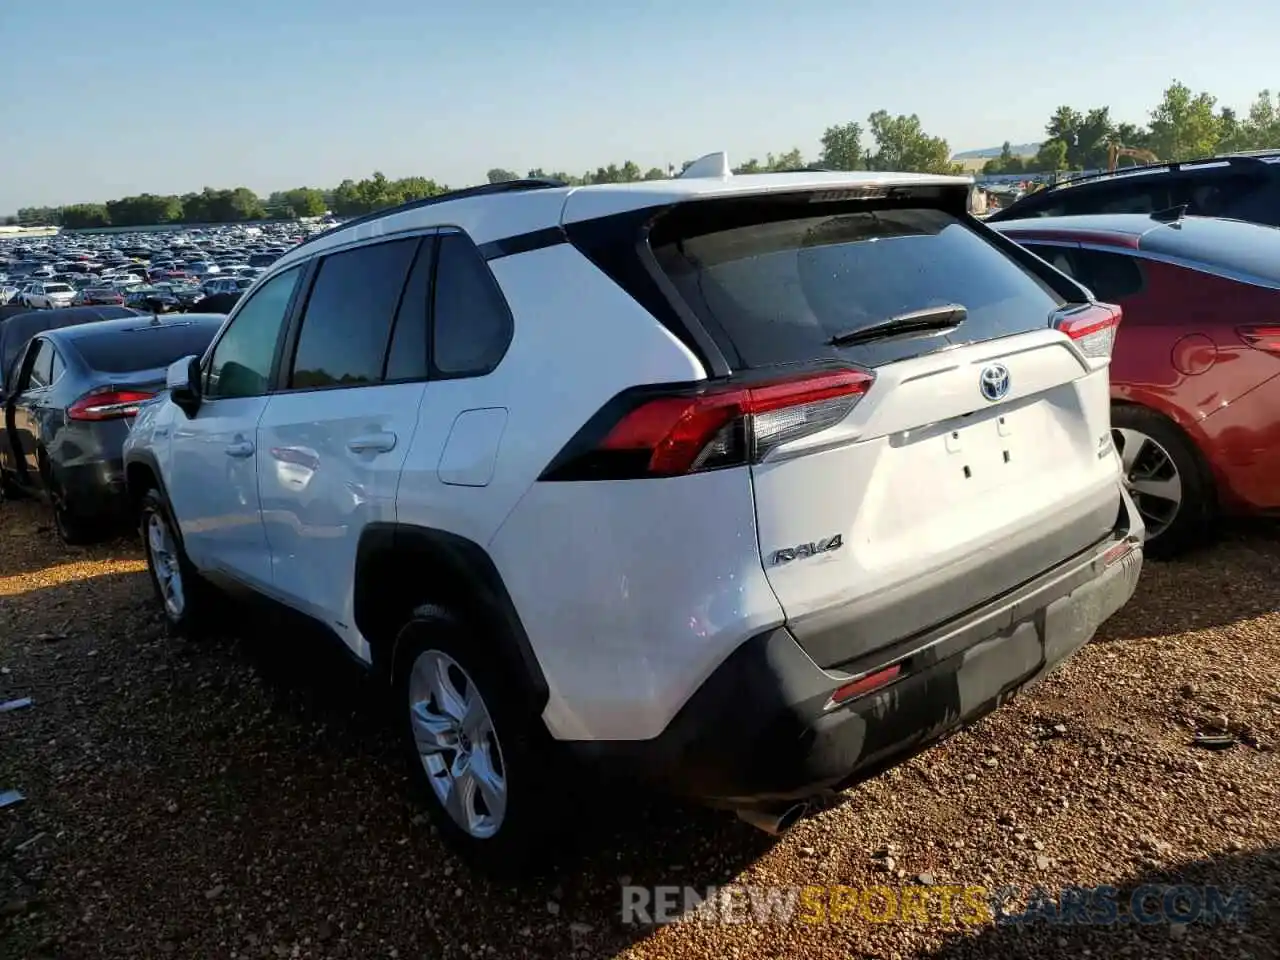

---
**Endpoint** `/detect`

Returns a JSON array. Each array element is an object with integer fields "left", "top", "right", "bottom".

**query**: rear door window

[
  {"left": 651, "top": 204, "right": 1066, "bottom": 369},
  {"left": 287, "top": 236, "right": 418, "bottom": 389},
  {"left": 1023, "top": 244, "right": 1145, "bottom": 302}
]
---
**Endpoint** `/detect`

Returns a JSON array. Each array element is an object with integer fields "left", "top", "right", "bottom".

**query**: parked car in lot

[
  {"left": 0, "top": 305, "right": 144, "bottom": 409},
  {"left": 988, "top": 152, "right": 1280, "bottom": 226},
  {"left": 74, "top": 286, "right": 127, "bottom": 306},
  {"left": 0, "top": 313, "right": 224, "bottom": 542},
  {"left": 992, "top": 212, "right": 1280, "bottom": 555},
  {"left": 120, "top": 165, "right": 1144, "bottom": 873},
  {"left": 19, "top": 280, "right": 77, "bottom": 309}
]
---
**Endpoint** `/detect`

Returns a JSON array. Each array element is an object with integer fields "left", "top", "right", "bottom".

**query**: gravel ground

[{"left": 2, "top": 497, "right": 1278, "bottom": 960}]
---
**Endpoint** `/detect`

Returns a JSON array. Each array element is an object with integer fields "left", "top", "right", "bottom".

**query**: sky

[{"left": 3, "top": 0, "right": 1278, "bottom": 213}]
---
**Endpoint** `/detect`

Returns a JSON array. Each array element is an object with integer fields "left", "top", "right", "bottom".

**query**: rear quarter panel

[{"left": 1109, "top": 259, "right": 1280, "bottom": 509}]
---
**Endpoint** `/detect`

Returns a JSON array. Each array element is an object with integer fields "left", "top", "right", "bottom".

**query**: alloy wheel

[
  {"left": 146, "top": 512, "right": 186, "bottom": 619},
  {"left": 408, "top": 649, "right": 507, "bottom": 839},
  {"left": 1112, "top": 426, "right": 1183, "bottom": 541}
]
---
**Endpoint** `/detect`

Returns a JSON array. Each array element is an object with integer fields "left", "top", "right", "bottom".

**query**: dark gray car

[{"left": 0, "top": 313, "right": 225, "bottom": 543}]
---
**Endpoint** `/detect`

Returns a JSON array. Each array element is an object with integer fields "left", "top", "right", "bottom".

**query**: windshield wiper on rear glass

[{"left": 826, "top": 304, "right": 967, "bottom": 348}]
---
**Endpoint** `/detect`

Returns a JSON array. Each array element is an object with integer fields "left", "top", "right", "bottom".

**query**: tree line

[
  {"left": 982, "top": 81, "right": 1280, "bottom": 175},
  {"left": 9, "top": 80, "right": 1279, "bottom": 228}
]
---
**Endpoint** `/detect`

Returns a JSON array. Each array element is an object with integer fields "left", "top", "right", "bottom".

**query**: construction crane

[{"left": 1108, "top": 143, "right": 1159, "bottom": 172}]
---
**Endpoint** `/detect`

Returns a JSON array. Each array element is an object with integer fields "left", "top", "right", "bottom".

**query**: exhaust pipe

[{"left": 736, "top": 802, "right": 809, "bottom": 836}]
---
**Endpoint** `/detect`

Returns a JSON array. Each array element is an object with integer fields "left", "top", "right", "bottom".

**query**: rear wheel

[
  {"left": 1111, "top": 405, "right": 1216, "bottom": 558},
  {"left": 396, "top": 607, "right": 565, "bottom": 877}
]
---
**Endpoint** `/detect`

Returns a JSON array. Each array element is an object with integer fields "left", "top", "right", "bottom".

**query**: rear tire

[
  {"left": 139, "top": 488, "right": 214, "bottom": 636},
  {"left": 1111, "top": 404, "right": 1216, "bottom": 558},
  {"left": 395, "top": 606, "right": 566, "bottom": 878}
]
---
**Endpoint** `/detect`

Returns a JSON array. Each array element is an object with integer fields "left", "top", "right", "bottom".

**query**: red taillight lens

[
  {"left": 1054, "top": 302, "right": 1122, "bottom": 359},
  {"left": 542, "top": 368, "right": 874, "bottom": 480},
  {"left": 829, "top": 664, "right": 902, "bottom": 707},
  {"left": 1238, "top": 326, "right": 1280, "bottom": 355},
  {"left": 67, "top": 388, "right": 154, "bottom": 421}
]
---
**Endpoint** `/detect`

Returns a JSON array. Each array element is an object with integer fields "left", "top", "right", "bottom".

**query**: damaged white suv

[{"left": 124, "top": 155, "right": 1144, "bottom": 873}]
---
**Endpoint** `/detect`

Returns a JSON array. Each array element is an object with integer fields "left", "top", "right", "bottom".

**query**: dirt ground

[{"left": 2, "top": 497, "right": 1278, "bottom": 960}]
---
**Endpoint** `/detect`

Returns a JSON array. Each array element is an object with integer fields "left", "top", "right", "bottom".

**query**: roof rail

[
  {"left": 1045, "top": 153, "right": 1276, "bottom": 193},
  {"left": 294, "top": 178, "right": 568, "bottom": 252}
]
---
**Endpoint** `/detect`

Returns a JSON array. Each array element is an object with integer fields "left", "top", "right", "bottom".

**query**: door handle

[
  {"left": 347, "top": 432, "right": 397, "bottom": 455},
  {"left": 225, "top": 439, "right": 255, "bottom": 458}
]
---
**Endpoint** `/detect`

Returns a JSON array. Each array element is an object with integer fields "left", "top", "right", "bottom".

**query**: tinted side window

[
  {"left": 1028, "top": 246, "right": 1144, "bottom": 302},
  {"left": 1218, "top": 176, "right": 1280, "bottom": 226},
  {"left": 26, "top": 340, "right": 54, "bottom": 388},
  {"left": 206, "top": 265, "right": 300, "bottom": 399},
  {"left": 289, "top": 237, "right": 418, "bottom": 389},
  {"left": 1088, "top": 181, "right": 1171, "bottom": 215},
  {"left": 384, "top": 236, "right": 435, "bottom": 382},
  {"left": 432, "top": 233, "right": 514, "bottom": 377},
  {"left": 49, "top": 345, "right": 65, "bottom": 383}
]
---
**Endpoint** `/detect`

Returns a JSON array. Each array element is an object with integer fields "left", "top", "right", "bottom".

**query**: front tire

[
  {"left": 1111, "top": 405, "right": 1216, "bottom": 558},
  {"left": 139, "top": 488, "right": 212, "bottom": 635},
  {"left": 396, "top": 607, "right": 564, "bottom": 876}
]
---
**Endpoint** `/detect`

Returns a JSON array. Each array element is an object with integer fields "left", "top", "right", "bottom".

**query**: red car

[{"left": 993, "top": 212, "right": 1280, "bottom": 556}]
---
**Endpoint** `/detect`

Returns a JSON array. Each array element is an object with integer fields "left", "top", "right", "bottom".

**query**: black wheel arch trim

[{"left": 355, "top": 522, "right": 549, "bottom": 712}]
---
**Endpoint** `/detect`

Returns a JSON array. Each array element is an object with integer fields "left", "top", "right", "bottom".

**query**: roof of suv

[
  {"left": 273, "top": 168, "right": 973, "bottom": 271},
  {"left": 989, "top": 152, "right": 1280, "bottom": 221}
]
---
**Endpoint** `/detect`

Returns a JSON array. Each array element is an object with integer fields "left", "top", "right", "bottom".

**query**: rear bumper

[
  {"left": 569, "top": 496, "right": 1144, "bottom": 804},
  {"left": 58, "top": 457, "right": 131, "bottom": 523}
]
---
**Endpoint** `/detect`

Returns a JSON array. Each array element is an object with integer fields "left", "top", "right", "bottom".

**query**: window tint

[
  {"left": 289, "top": 237, "right": 418, "bottom": 389},
  {"left": 432, "top": 232, "right": 513, "bottom": 376},
  {"left": 384, "top": 236, "right": 434, "bottom": 382},
  {"left": 76, "top": 320, "right": 222, "bottom": 373},
  {"left": 206, "top": 265, "right": 300, "bottom": 399},
  {"left": 1218, "top": 177, "right": 1280, "bottom": 226},
  {"left": 1090, "top": 182, "right": 1171, "bottom": 215},
  {"left": 27, "top": 340, "right": 54, "bottom": 388},
  {"left": 651, "top": 205, "right": 1065, "bottom": 369},
  {"left": 1026, "top": 245, "right": 1144, "bottom": 302},
  {"left": 1185, "top": 175, "right": 1261, "bottom": 217},
  {"left": 49, "top": 346, "right": 65, "bottom": 383}
]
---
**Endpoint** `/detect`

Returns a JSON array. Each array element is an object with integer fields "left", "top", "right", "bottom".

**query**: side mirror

[{"left": 166, "top": 354, "right": 202, "bottom": 417}]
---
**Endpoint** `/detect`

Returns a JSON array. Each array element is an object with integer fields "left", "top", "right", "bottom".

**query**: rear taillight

[
  {"left": 1054, "top": 302, "right": 1122, "bottom": 359},
  {"left": 67, "top": 388, "right": 154, "bottom": 421},
  {"left": 1238, "top": 326, "right": 1280, "bottom": 355},
  {"left": 540, "top": 368, "right": 874, "bottom": 481}
]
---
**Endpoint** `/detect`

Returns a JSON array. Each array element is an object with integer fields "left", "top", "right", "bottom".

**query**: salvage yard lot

[{"left": 2, "top": 499, "right": 1278, "bottom": 960}]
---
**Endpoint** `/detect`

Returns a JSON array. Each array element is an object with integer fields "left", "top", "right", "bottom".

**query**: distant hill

[{"left": 952, "top": 143, "right": 1040, "bottom": 160}]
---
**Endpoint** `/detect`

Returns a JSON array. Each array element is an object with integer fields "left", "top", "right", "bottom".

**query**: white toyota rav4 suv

[{"left": 124, "top": 157, "right": 1144, "bottom": 873}]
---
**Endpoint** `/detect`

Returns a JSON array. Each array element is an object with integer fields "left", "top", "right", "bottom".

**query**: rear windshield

[
  {"left": 45, "top": 283, "right": 73, "bottom": 293},
  {"left": 652, "top": 205, "right": 1064, "bottom": 369},
  {"left": 74, "top": 321, "right": 221, "bottom": 373},
  {"left": 1141, "top": 217, "right": 1280, "bottom": 285}
]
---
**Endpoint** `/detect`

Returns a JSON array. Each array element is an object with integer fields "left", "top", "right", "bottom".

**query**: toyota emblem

[{"left": 979, "top": 363, "right": 1011, "bottom": 402}]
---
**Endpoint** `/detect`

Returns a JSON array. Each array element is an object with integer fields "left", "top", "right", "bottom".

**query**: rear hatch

[{"left": 646, "top": 190, "right": 1124, "bottom": 671}]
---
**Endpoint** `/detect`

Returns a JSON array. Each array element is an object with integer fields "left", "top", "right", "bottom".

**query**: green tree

[
  {"left": 1076, "top": 107, "right": 1116, "bottom": 169},
  {"left": 1028, "top": 138, "right": 1068, "bottom": 173},
  {"left": 277, "top": 187, "right": 326, "bottom": 217},
  {"left": 642, "top": 167, "right": 667, "bottom": 180},
  {"left": 1045, "top": 106, "right": 1084, "bottom": 166},
  {"left": 60, "top": 203, "right": 111, "bottom": 228},
  {"left": 819, "top": 121, "right": 864, "bottom": 170},
  {"left": 487, "top": 168, "right": 518, "bottom": 183},
  {"left": 866, "top": 111, "right": 955, "bottom": 173},
  {"left": 765, "top": 148, "right": 805, "bottom": 171},
  {"left": 732, "top": 158, "right": 764, "bottom": 174},
  {"left": 1237, "top": 89, "right": 1280, "bottom": 150},
  {"left": 1147, "top": 81, "right": 1221, "bottom": 161},
  {"left": 16, "top": 206, "right": 61, "bottom": 227}
]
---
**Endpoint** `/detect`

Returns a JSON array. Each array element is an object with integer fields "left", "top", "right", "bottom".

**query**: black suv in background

[{"left": 988, "top": 152, "right": 1280, "bottom": 226}]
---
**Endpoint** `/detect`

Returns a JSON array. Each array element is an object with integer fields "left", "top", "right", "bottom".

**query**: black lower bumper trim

[{"left": 567, "top": 532, "right": 1143, "bottom": 804}]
